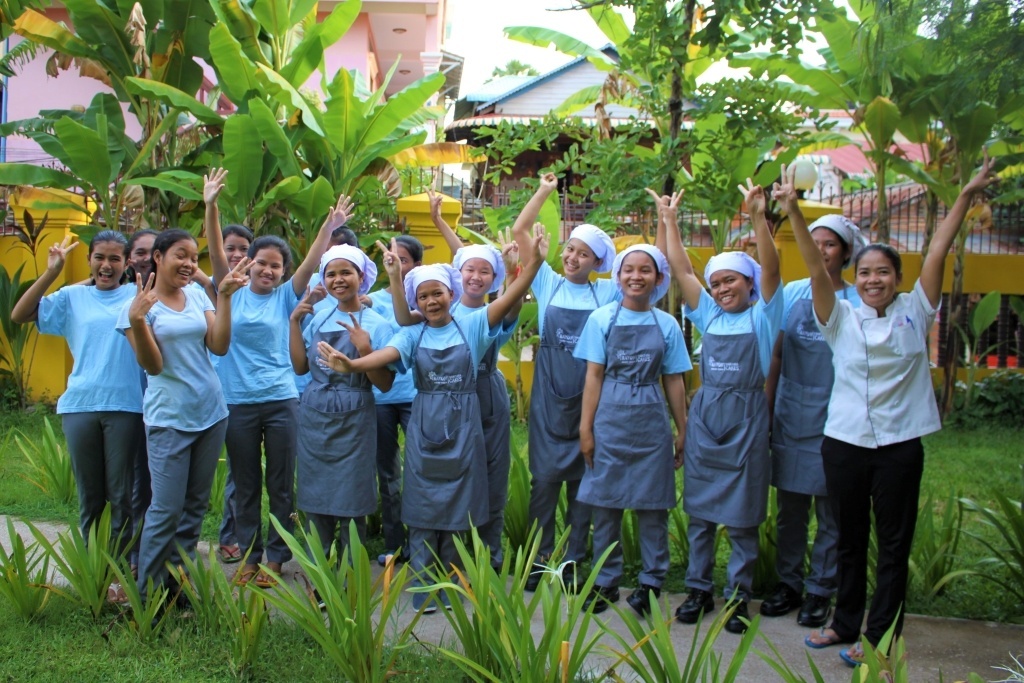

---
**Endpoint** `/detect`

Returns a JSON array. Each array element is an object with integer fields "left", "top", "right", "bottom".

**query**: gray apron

[
  {"left": 771, "top": 297, "right": 834, "bottom": 496},
  {"left": 528, "top": 280, "right": 599, "bottom": 483},
  {"left": 296, "top": 309, "right": 377, "bottom": 517},
  {"left": 472, "top": 308, "right": 512, "bottom": 521},
  {"left": 578, "top": 305, "right": 675, "bottom": 510},
  {"left": 402, "top": 322, "right": 489, "bottom": 531},
  {"left": 683, "top": 309, "right": 770, "bottom": 528}
]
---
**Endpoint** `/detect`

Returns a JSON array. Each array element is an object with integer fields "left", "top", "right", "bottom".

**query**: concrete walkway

[{"left": 3, "top": 516, "right": 1022, "bottom": 682}]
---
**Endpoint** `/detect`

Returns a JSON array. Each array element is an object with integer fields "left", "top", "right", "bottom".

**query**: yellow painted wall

[{"left": 397, "top": 192, "right": 462, "bottom": 265}]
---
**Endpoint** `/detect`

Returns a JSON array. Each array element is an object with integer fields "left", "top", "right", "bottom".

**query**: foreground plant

[
  {"left": 260, "top": 517, "right": 420, "bottom": 683},
  {"left": 0, "top": 517, "right": 53, "bottom": 620},
  {"left": 14, "top": 416, "right": 76, "bottom": 505},
  {"left": 427, "top": 528, "right": 608, "bottom": 682},
  {"left": 909, "top": 490, "right": 974, "bottom": 599},
  {"left": 962, "top": 492, "right": 1024, "bottom": 605},
  {"left": 107, "top": 562, "right": 171, "bottom": 643}
]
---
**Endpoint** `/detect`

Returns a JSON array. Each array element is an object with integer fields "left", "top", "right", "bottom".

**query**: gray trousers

[
  {"left": 375, "top": 402, "right": 410, "bottom": 552},
  {"left": 775, "top": 489, "right": 839, "bottom": 598},
  {"left": 408, "top": 526, "right": 461, "bottom": 588},
  {"left": 528, "top": 478, "right": 591, "bottom": 563},
  {"left": 592, "top": 507, "right": 669, "bottom": 589},
  {"left": 130, "top": 437, "right": 150, "bottom": 566},
  {"left": 62, "top": 411, "right": 143, "bottom": 551},
  {"left": 137, "top": 419, "right": 228, "bottom": 596},
  {"left": 686, "top": 516, "right": 759, "bottom": 602},
  {"left": 306, "top": 513, "right": 366, "bottom": 560},
  {"left": 218, "top": 467, "right": 236, "bottom": 546},
  {"left": 224, "top": 399, "right": 297, "bottom": 564}
]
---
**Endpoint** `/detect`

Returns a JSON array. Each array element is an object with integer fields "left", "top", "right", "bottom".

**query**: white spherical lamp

[{"left": 791, "top": 158, "right": 819, "bottom": 191}]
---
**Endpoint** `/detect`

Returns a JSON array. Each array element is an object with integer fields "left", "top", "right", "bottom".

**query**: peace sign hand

[
  {"left": 427, "top": 188, "right": 443, "bottom": 221},
  {"left": 338, "top": 312, "right": 372, "bottom": 355},
  {"left": 291, "top": 287, "right": 319, "bottom": 323},
  {"left": 740, "top": 177, "right": 768, "bottom": 216},
  {"left": 45, "top": 235, "right": 80, "bottom": 273},
  {"left": 527, "top": 223, "right": 550, "bottom": 265},
  {"left": 317, "top": 340, "right": 354, "bottom": 373},
  {"left": 963, "top": 149, "right": 999, "bottom": 196},
  {"left": 322, "top": 194, "right": 355, "bottom": 233},
  {"left": 376, "top": 238, "right": 403, "bottom": 282},
  {"left": 218, "top": 256, "right": 251, "bottom": 296},
  {"left": 769, "top": 167, "right": 797, "bottom": 212},
  {"left": 203, "top": 167, "right": 228, "bottom": 204},
  {"left": 498, "top": 226, "right": 519, "bottom": 273},
  {"left": 128, "top": 272, "right": 158, "bottom": 324}
]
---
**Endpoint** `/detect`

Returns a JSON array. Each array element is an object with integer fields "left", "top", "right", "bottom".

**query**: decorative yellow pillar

[
  {"left": 775, "top": 199, "right": 844, "bottom": 284},
  {"left": 396, "top": 192, "right": 463, "bottom": 265}
]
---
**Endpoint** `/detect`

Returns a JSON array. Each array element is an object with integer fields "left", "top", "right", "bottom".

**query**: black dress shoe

[
  {"left": 626, "top": 583, "right": 661, "bottom": 617},
  {"left": 724, "top": 601, "right": 750, "bottom": 634},
  {"left": 583, "top": 585, "right": 620, "bottom": 614},
  {"left": 797, "top": 593, "right": 831, "bottom": 627},
  {"left": 759, "top": 583, "right": 802, "bottom": 617},
  {"left": 674, "top": 589, "right": 715, "bottom": 623}
]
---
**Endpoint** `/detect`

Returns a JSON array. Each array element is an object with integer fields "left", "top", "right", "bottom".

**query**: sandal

[
  {"left": 254, "top": 562, "right": 282, "bottom": 589},
  {"left": 840, "top": 643, "right": 865, "bottom": 668},
  {"left": 235, "top": 564, "right": 259, "bottom": 586},
  {"left": 218, "top": 544, "right": 242, "bottom": 564},
  {"left": 107, "top": 582, "right": 130, "bottom": 606},
  {"left": 804, "top": 628, "right": 853, "bottom": 649}
]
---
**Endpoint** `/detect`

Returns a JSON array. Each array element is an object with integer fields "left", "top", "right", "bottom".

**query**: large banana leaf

[
  {"left": 861, "top": 96, "right": 901, "bottom": 155},
  {"left": 122, "top": 173, "right": 203, "bottom": 201},
  {"left": 13, "top": 10, "right": 95, "bottom": 59},
  {"left": 586, "top": 4, "right": 630, "bottom": 47},
  {"left": 553, "top": 85, "right": 603, "bottom": 118},
  {"left": 256, "top": 64, "right": 324, "bottom": 136},
  {"left": 60, "top": 0, "right": 134, "bottom": 76},
  {"left": 281, "top": 175, "right": 335, "bottom": 227},
  {"left": 389, "top": 142, "right": 486, "bottom": 168},
  {"left": 504, "top": 26, "right": 616, "bottom": 70},
  {"left": 323, "top": 67, "right": 360, "bottom": 153},
  {"left": 278, "top": 0, "right": 360, "bottom": 87},
  {"left": 53, "top": 116, "right": 114, "bottom": 192},
  {"left": 360, "top": 72, "right": 444, "bottom": 149},
  {"left": 222, "top": 114, "right": 263, "bottom": 210},
  {"left": 248, "top": 98, "right": 302, "bottom": 178},
  {"left": 0, "top": 163, "right": 79, "bottom": 189},
  {"left": 208, "top": 23, "right": 261, "bottom": 106},
  {"left": 125, "top": 77, "right": 224, "bottom": 124},
  {"left": 251, "top": 175, "right": 303, "bottom": 222},
  {"left": 210, "top": 0, "right": 265, "bottom": 65},
  {"left": 948, "top": 102, "right": 997, "bottom": 164}
]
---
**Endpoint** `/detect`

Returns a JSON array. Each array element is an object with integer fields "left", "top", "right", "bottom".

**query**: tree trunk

[
  {"left": 662, "top": 0, "right": 697, "bottom": 197},
  {"left": 921, "top": 189, "right": 938, "bottom": 260},
  {"left": 875, "top": 158, "right": 890, "bottom": 245},
  {"left": 940, "top": 227, "right": 968, "bottom": 417}
]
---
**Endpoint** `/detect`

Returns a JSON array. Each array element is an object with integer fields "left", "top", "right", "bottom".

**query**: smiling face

[
  {"left": 855, "top": 248, "right": 901, "bottom": 313},
  {"left": 811, "top": 227, "right": 849, "bottom": 277},
  {"left": 618, "top": 251, "right": 662, "bottom": 305},
  {"left": 224, "top": 233, "right": 250, "bottom": 269},
  {"left": 89, "top": 241, "right": 127, "bottom": 290},
  {"left": 561, "top": 238, "right": 600, "bottom": 284},
  {"left": 129, "top": 233, "right": 156, "bottom": 280},
  {"left": 323, "top": 258, "right": 362, "bottom": 305},
  {"left": 249, "top": 247, "right": 285, "bottom": 294},
  {"left": 460, "top": 257, "right": 495, "bottom": 301},
  {"left": 416, "top": 280, "right": 454, "bottom": 326},
  {"left": 154, "top": 238, "right": 199, "bottom": 290},
  {"left": 709, "top": 269, "right": 753, "bottom": 313}
]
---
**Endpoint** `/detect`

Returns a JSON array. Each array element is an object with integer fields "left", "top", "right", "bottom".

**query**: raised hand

[
  {"left": 309, "top": 283, "right": 328, "bottom": 306},
  {"left": 527, "top": 222, "right": 550, "bottom": 265},
  {"left": 322, "top": 194, "right": 355, "bottom": 233},
  {"left": 498, "top": 226, "right": 519, "bottom": 273},
  {"left": 646, "top": 188, "right": 683, "bottom": 224},
  {"left": 203, "top": 167, "right": 228, "bottom": 204},
  {"left": 128, "top": 272, "right": 159, "bottom": 323},
  {"left": 963, "top": 150, "right": 999, "bottom": 196},
  {"left": 375, "top": 238, "right": 403, "bottom": 282},
  {"left": 768, "top": 167, "right": 796, "bottom": 213},
  {"left": 291, "top": 288, "right": 318, "bottom": 323},
  {"left": 46, "top": 235, "right": 79, "bottom": 273},
  {"left": 427, "top": 188, "right": 443, "bottom": 221},
  {"left": 218, "top": 256, "right": 251, "bottom": 296},
  {"left": 338, "top": 313, "right": 371, "bottom": 354},
  {"left": 538, "top": 172, "right": 558, "bottom": 193},
  {"left": 317, "top": 340, "right": 354, "bottom": 373}
]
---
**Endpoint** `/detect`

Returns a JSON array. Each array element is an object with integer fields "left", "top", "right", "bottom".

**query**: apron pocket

[
  {"left": 774, "top": 383, "right": 829, "bottom": 441},
  {"left": 691, "top": 417, "right": 750, "bottom": 471},
  {"left": 419, "top": 452, "right": 468, "bottom": 481}
]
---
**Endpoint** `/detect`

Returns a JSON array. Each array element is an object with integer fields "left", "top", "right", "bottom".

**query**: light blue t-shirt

[
  {"left": 782, "top": 278, "right": 861, "bottom": 328},
  {"left": 574, "top": 304, "right": 693, "bottom": 375},
  {"left": 215, "top": 284, "right": 300, "bottom": 405},
  {"left": 684, "top": 287, "right": 784, "bottom": 378},
  {"left": 37, "top": 285, "right": 143, "bottom": 415},
  {"left": 116, "top": 285, "right": 227, "bottom": 431},
  {"left": 451, "top": 300, "right": 517, "bottom": 365},
  {"left": 367, "top": 288, "right": 417, "bottom": 404},
  {"left": 385, "top": 307, "right": 494, "bottom": 378},
  {"left": 531, "top": 262, "right": 619, "bottom": 337},
  {"left": 300, "top": 305, "right": 394, "bottom": 383}
]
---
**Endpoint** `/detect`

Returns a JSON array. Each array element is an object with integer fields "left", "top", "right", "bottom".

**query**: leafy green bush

[
  {"left": 0, "top": 518, "right": 53, "bottom": 621},
  {"left": 948, "top": 371, "right": 1024, "bottom": 427},
  {"left": 962, "top": 491, "right": 1024, "bottom": 608},
  {"left": 14, "top": 416, "right": 76, "bottom": 506},
  {"left": 909, "top": 491, "right": 975, "bottom": 599}
]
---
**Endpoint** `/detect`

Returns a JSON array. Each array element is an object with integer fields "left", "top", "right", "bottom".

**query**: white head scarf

[
  {"left": 704, "top": 251, "right": 762, "bottom": 304},
  {"left": 567, "top": 224, "right": 616, "bottom": 274},
  {"left": 612, "top": 244, "right": 671, "bottom": 304},
  {"left": 404, "top": 263, "right": 464, "bottom": 313},
  {"left": 452, "top": 244, "right": 505, "bottom": 295},
  {"left": 318, "top": 245, "right": 377, "bottom": 296},
  {"left": 808, "top": 214, "right": 870, "bottom": 268}
]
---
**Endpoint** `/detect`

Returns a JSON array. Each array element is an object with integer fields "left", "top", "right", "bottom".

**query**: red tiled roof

[{"left": 815, "top": 143, "right": 929, "bottom": 175}]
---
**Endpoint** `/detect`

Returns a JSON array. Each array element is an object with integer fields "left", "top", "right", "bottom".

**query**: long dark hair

[
  {"left": 124, "top": 228, "right": 159, "bottom": 283},
  {"left": 394, "top": 235, "right": 424, "bottom": 263},
  {"left": 149, "top": 229, "right": 197, "bottom": 277},
  {"left": 89, "top": 230, "right": 129, "bottom": 285},
  {"left": 248, "top": 235, "right": 292, "bottom": 277}
]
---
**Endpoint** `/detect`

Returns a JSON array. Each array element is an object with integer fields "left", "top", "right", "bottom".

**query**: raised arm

[
  {"left": 663, "top": 373, "right": 688, "bottom": 469},
  {"left": 191, "top": 268, "right": 217, "bottom": 306},
  {"left": 749, "top": 176, "right": 781, "bottom": 304},
  {"left": 337, "top": 314, "right": 395, "bottom": 393},
  {"left": 648, "top": 188, "right": 703, "bottom": 310},
  {"left": 486, "top": 223, "right": 548, "bottom": 328},
  {"left": 288, "top": 289, "right": 319, "bottom": 374},
  {"left": 920, "top": 152, "right": 998, "bottom": 308},
  {"left": 765, "top": 333, "right": 784, "bottom": 425},
  {"left": 125, "top": 274, "right": 163, "bottom": 375},
  {"left": 317, "top": 341, "right": 401, "bottom": 374},
  {"left": 511, "top": 173, "right": 558, "bottom": 256},
  {"left": 205, "top": 257, "right": 250, "bottom": 355},
  {"left": 427, "top": 189, "right": 464, "bottom": 258},
  {"left": 11, "top": 236, "right": 79, "bottom": 323},
  {"left": 771, "top": 170, "right": 834, "bottom": 324},
  {"left": 292, "top": 195, "right": 353, "bottom": 296},
  {"left": 378, "top": 238, "right": 424, "bottom": 326},
  {"left": 578, "top": 361, "right": 605, "bottom": 469},
  {"left": 202, "top": 167, "right": 231, "bottom": 284},
  {"left": 497, "top": 227, "right": 523, "bottom": 324}
]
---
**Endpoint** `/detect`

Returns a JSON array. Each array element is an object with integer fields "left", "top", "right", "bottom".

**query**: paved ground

[{"left": 3, "top": 516, "right": 1022, "bottom": 682}]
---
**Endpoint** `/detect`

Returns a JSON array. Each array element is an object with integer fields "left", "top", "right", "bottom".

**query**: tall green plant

[
  {"left": 909, "top": 491, "right": 974, "bottom": 599},
  {"left": 14, "top": 415, "right": 75, "bottom": 505},
  {"left": 962, "top": 492, "right": 1024, "bottom": 605},
  {"left": 0, "top": 517, "right": 53, "bottom": 621}
]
